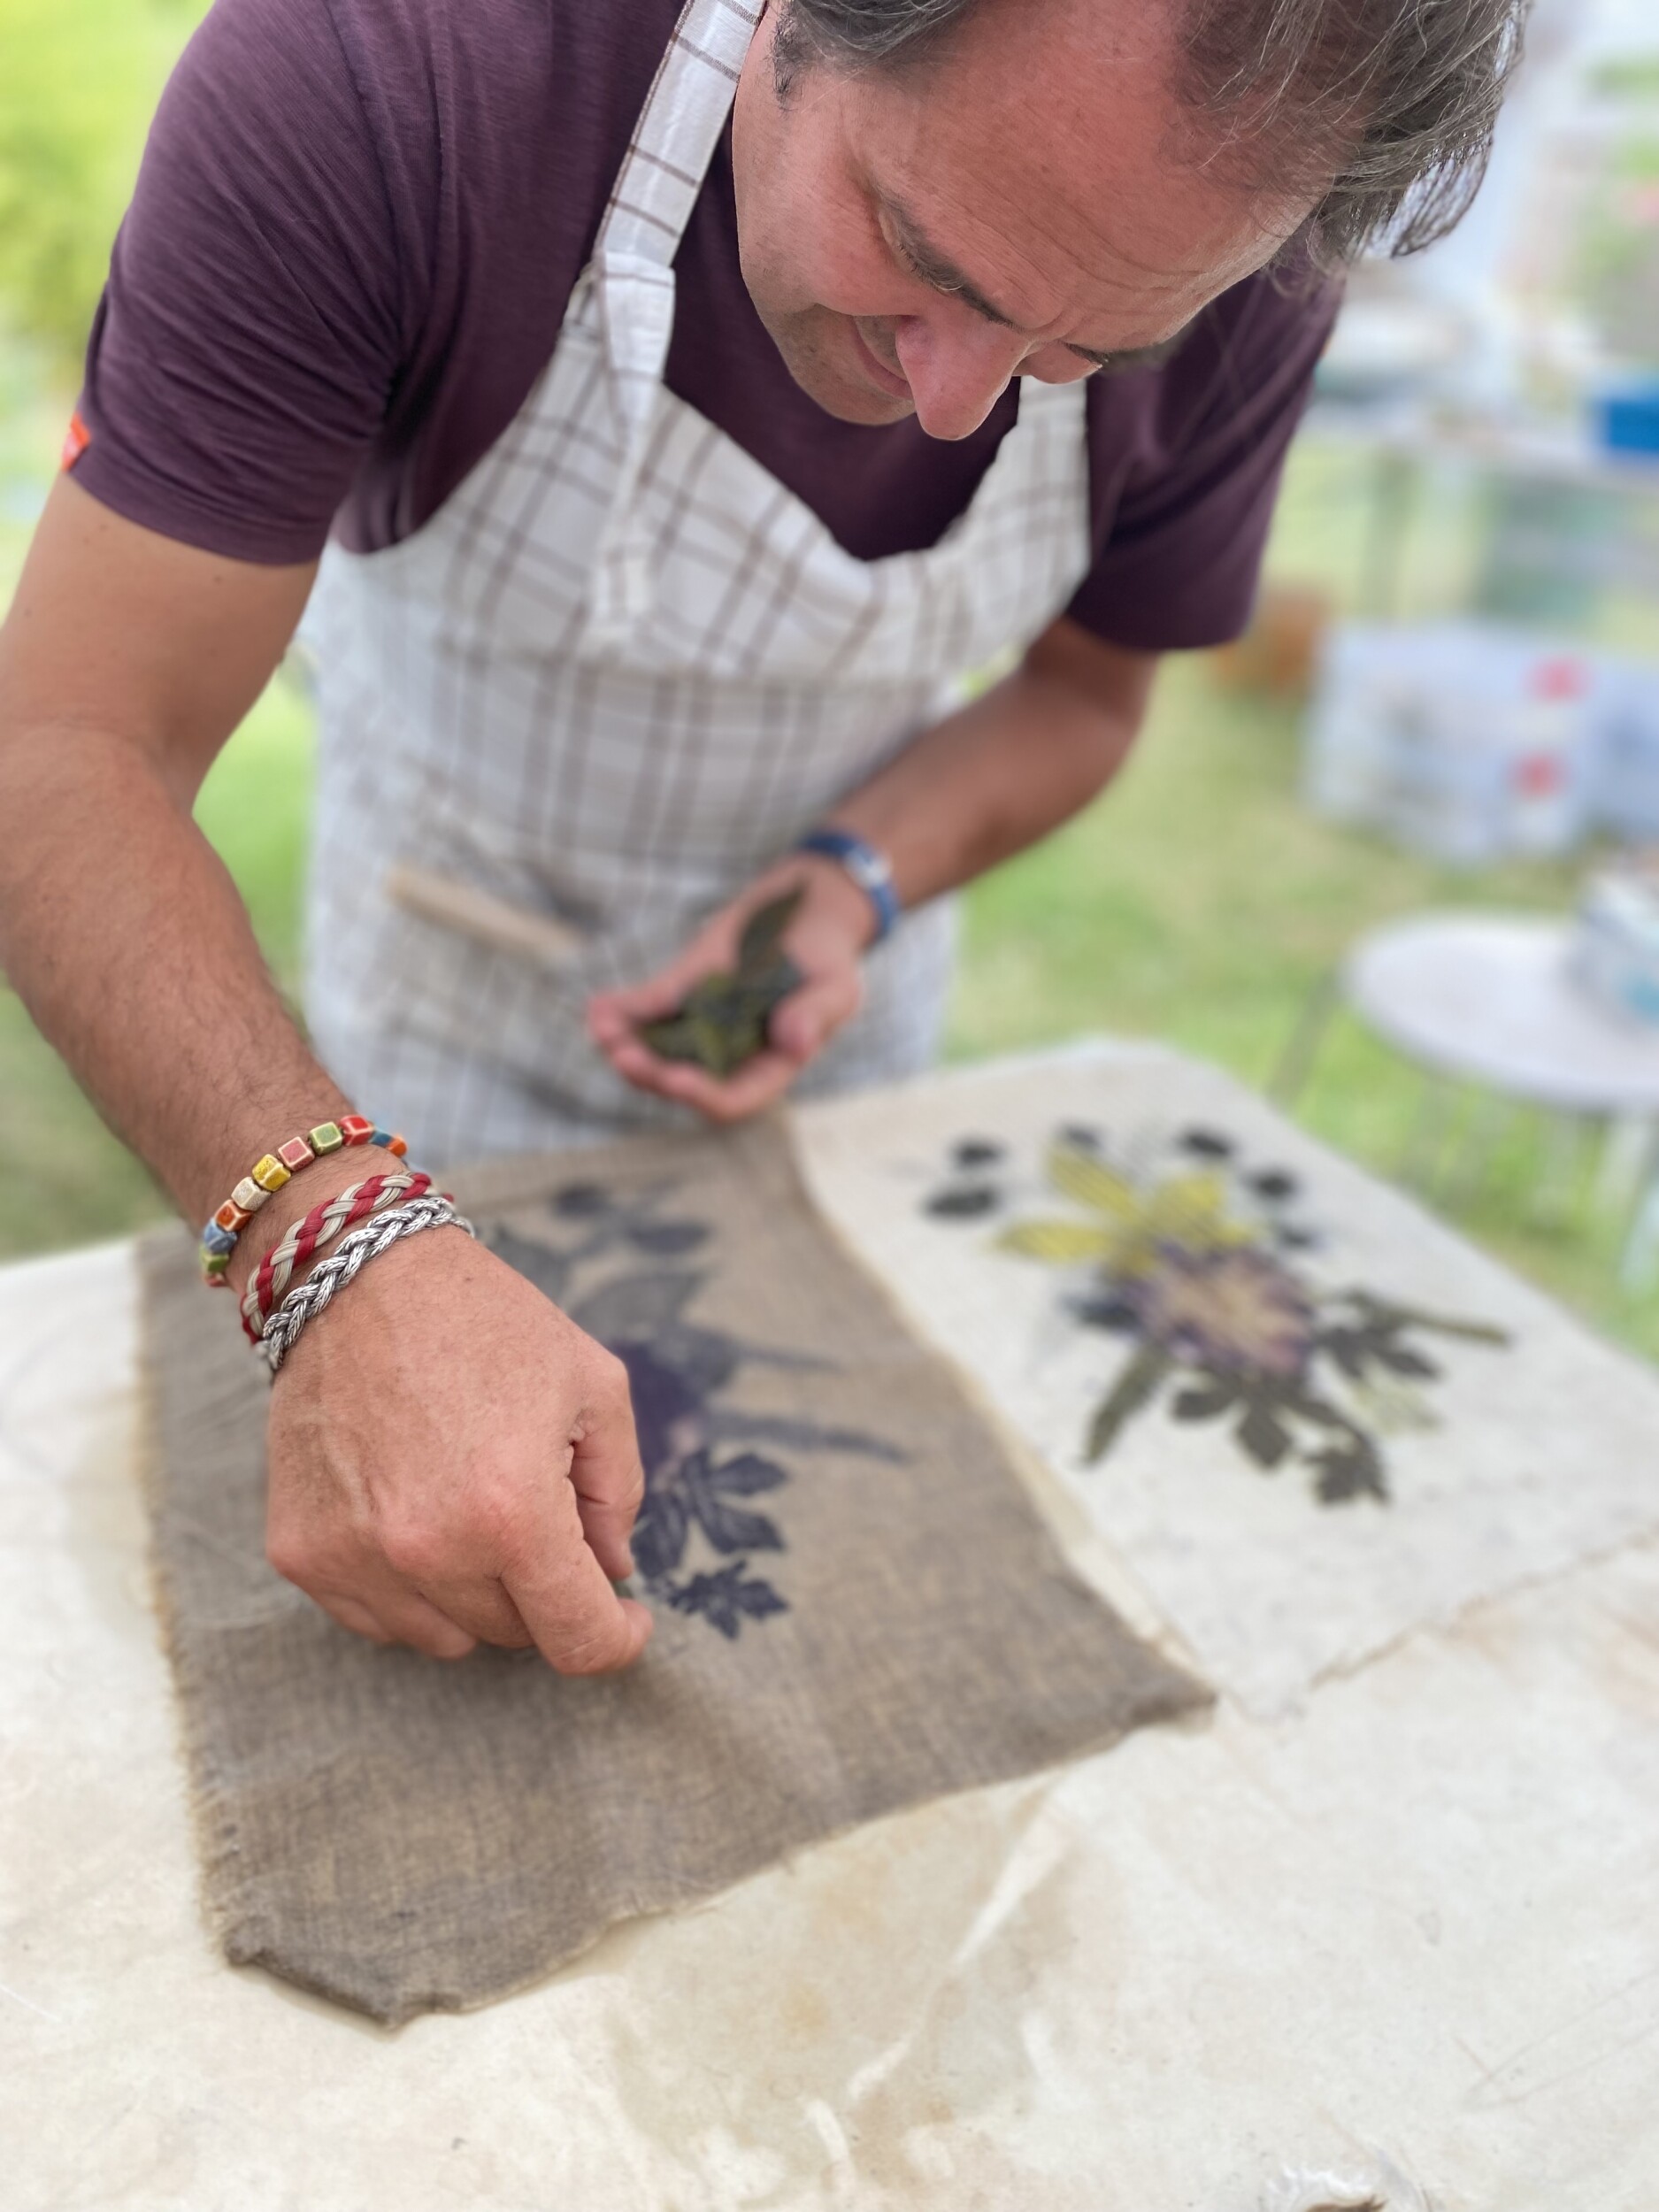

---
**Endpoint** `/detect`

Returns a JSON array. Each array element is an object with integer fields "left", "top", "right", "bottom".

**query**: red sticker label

[{"left": 60, "top": 411, "right": 91, "bottom": 471}]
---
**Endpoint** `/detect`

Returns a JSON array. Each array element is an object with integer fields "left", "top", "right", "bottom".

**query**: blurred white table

[
  {"left": 1348, "top": 913, "right": 1659, "bottom": 1112},
  {"left": 1279, "top": 911, "right": 1659, "bottom": 1279},
  {"left": 4, "top": 1179, "right": 1658, "bottom": 2208}
]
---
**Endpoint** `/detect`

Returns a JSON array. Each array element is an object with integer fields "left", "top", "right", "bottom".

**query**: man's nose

[{"left": 891, "top": 311, "right": 1027, "bottom": 442}]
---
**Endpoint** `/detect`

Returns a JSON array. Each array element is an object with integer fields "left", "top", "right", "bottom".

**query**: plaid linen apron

[{"left": 302, "top": 0, "right": 1093, "bottom": 1162}]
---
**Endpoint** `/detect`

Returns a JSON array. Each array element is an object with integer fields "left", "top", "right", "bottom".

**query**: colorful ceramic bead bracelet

[
  {"left": 198, "top": 1116, "right": 407, "bottom": 1286},
  {"left": 240, "top": 1169, "right": 431, "bottom": 1343}
]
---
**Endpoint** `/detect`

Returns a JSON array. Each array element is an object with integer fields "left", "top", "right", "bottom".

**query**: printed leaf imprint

[
  {"left": 925, "top": 1124, "right": 1509, "bottom": 1504},
  {"left": 493, "top": 1173, "right": 904, "bottom": 1634}
]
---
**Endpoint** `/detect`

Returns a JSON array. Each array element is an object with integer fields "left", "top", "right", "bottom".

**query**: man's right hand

[{"left": 262, "top": 1222, "right": 653, "bottom": 1671}]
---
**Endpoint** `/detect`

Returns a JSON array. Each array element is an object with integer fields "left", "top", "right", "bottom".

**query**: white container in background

[
  {"left": 1572, "top": 863, "right": 1659, "bottom": 1026},
  {"left": 1591, "top": 658, "right": 1659, "bottom": 842},
  {"left": 1304, "top": 619, "right": 1600, "bottom": 864}
]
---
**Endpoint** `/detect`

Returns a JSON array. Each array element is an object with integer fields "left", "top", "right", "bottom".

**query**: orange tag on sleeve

[{"left": 60, "top": 412, "right": 91, "bottom": 471}]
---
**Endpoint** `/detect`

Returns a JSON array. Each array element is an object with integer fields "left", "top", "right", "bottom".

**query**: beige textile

[
  {"left": 136, "top": 1118, "right": 1202, "bottom": 2025},
  {"left": 796, "top": 1042, "right": 1659, "bottom": 1717}
]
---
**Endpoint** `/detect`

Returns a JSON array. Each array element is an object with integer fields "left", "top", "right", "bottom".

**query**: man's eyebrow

[{"left": 883, "top": 199, "right": 1191, "bottom": 373}]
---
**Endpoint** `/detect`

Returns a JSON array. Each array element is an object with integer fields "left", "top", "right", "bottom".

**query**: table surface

[
  {"left": 1346, "top": 911, "right": 1659, "bottom": 1114},
  {"left": 4, "top": 1091, "right": 1658, "bottom": 2211}
]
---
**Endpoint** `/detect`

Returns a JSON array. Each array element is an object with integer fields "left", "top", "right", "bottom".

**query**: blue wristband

[{"left": 796, "top": 828, "right": 902, "bottom": 946}]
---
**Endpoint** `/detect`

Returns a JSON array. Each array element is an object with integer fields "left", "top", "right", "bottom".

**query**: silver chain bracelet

[{"left": 259, "top": 1192, "right": 475, "bottom": 1375}]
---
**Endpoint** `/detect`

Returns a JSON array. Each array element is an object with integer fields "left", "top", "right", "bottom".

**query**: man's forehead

[
  {"left": 871, "top": 145, "right": 1299, "bottom": 355},
  {"left": 844, "top": 3, "right": 1311, "bottom": 347}
]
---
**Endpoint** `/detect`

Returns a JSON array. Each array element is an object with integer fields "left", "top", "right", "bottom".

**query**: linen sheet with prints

[
  {"left": 4, "top": 1048, "right": 1657, "bottom": 2209},
  {"left": 134, "top": 1118, "right": 1200, "bottom": 2024}
]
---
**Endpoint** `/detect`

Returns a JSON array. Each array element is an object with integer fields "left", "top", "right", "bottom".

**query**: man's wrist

[
  {"left": 795, "top": 826, "right": 901, "bottom": 945},
  {"left": 220, "top": 1141, "right": 375, "bottom": 1297}
]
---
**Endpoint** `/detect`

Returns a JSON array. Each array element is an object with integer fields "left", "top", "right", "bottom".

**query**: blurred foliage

[
  {"left": 0, "top": 0, "right": 204, "bottom": 381},
  {"left": 1581, "top": 136, "right": 1659, "bottom": 368}
]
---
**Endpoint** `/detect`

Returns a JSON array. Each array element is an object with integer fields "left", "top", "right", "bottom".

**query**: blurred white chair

[{"left": 1273, "top": 911, "right": 1659, "bottom": 1287}]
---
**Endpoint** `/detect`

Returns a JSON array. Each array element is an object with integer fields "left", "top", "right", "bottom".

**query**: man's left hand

[{"left": 586, "top": 854, "right": 874, "bottom": 1123}]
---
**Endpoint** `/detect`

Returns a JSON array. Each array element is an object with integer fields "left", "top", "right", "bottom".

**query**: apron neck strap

[{"left": 595, "top": 0, "right": 762, "bottom": 269}]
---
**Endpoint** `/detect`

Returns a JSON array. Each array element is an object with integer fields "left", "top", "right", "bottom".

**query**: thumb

[{"left": 771, "top": 967, "right": 863, "bottom": 1064}]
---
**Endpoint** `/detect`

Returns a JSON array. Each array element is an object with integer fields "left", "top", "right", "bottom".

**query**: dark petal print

[
  {"left": 550, "top": 1182, "right": 613, "bottom": 1219},
  {"left": 1058, "top": 1124, "right": 1103, "bottom": 1152},
  {"left": 1127, "top": 1248, "right": 1316, "bottom": 1380},
  {"left": 1085, "top": 1345, "right": 1173, "bottom": 1464},
  {"left": 610, "top": 1340, "right": 705, "bottom": 1477},
  {"left": 1308, "top": 1436, "right": 1389, "bottom": 1504},
  {"left": 926, "top": 1185, "right": 1002, "bottom": 1220},
  {"left": 668, "top": 1562, "right": 790, "bottom": 1639},
  {"left": 951, "top": 1139, "right": 1006, "bottom": 1169},
  {"left": 1248, "top": 1170, "right": 1300, "bottom": 1204},
  {"left": 624, "top": 1219, "right": 711, "bottom": 1256},
  {"left": 1275, "top": 1227, "right": 1320, "bottom": 1252},
  {"left": 1171, "top": 1378, "right": 1240, "bottom": 1423},
  {"left": 1179, "top": 1128, "right": 1234, "bottom": 1159},
  {"left": 1070, "top": 1293, "right": 1143, "bottom": 1334},
  {"left": 1235, "top": 1399, "right": 1294, "bottom": 1469}
]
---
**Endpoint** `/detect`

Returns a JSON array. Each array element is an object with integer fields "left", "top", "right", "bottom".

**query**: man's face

[{"left": 731, "top": 0, "right": 1313, "bottom": 442}]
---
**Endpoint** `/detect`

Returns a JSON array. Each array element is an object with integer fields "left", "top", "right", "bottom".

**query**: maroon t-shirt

[{"left": 75, "top": 0, "right": 1339, "bottom": 652}]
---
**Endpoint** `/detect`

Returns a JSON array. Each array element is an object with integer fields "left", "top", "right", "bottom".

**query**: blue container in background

[{"left": 1596, "top": 382, "right": 1659, "bottom": 457}]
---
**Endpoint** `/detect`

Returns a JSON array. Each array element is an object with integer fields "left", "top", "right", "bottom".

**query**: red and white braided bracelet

[{"left": 240, "top": 1169, "right": 431, "bottom": 1343}]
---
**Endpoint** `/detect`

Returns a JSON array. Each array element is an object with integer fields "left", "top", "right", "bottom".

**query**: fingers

[
  {"left": 567, "top": 1355, "right": 647, "bottom": 1581},
  {"left": 505, "top": 1540, "right": 656, "bottom": 1675},
  {"left": 306, "top": 1581, "right": 479, "bottom": 1661},
  {"left": 769, "top": 966, "right": 863, "bottom": 1063}
]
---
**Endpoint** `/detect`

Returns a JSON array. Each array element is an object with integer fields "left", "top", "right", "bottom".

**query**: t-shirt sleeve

[
  {"left": 73, "top": 0, "right": 422, "bottom": 565},
  {"left": 1066, "top": 275, "right": 1340, "bottom": 653}
]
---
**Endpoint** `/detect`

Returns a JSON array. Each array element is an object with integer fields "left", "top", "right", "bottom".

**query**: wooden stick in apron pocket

[{"left": 384, "top": 864, "right": 588, "bottom": 970}]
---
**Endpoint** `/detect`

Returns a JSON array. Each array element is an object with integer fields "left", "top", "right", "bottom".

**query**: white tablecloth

[{"left": 3, "top": 1102, "right": 1656, "bottom": 2209}]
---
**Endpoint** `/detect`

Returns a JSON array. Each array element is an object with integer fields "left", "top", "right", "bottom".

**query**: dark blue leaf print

[
  {"left": 667, "top": 1563, "right": 790, "bottom": 1639},
  {"left": 700, "top": 1451, "right": 788, "bottom": 1494},
  {"left": 1069, "top": 1293, "right": 1142, "bottom": 1334},
  {"left": 651, "top": 1325, "right": 742, "bottom": 1399},
  {"left": 681, "top": 1450, "right": 787, "bottom": 1555},
  {"left": 707, "top": 1409, "right": 907, "bottom": 1463},
  {"left": 488, "top": 1223, "right": 577, "bottom": 1307},
  {"left": 1179, "top": 1127, "right": 1235, "bottom": 1159},
  {"left": 573, "top": 1271, "right": 706, "bottom": 1346},
  {"left": 926, "top": 1186, "right": 1001, "bottom": 1220},
  {"left": 491, "top": 1179, "right": 902, "bottom": 1634},
  {"left": 952, "top": 1138, "right": 1006, "bottom": 1169},
  {"left": 1248, "top": 1170, "right": 1300, "bottom": 1203},
  {"left": 550, "top": 1182, "right": 614, "bottom": 1219},
  {"left": 625, "top": 1220, "right": 710, "bottom": 1256},
  {"left": 632, "top": 1488, "right": 692, "bottom": 1582}
]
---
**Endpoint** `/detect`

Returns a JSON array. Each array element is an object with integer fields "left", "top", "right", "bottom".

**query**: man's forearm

[
  {"left": 827, "top": 620, "right": 1157, "bottom": 910},
  {"left": 0, "top": 720, "right": 351, "bottom": 1263}
]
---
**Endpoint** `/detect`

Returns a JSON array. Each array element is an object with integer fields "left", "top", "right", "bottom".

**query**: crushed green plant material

[{"left": 638, "top": 888, "right": 806, "bottom": 1078}]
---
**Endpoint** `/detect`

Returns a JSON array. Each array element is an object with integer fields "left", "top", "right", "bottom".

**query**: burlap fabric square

[{"left": 139, "top": 1118, "right": 1205, "bottom": 2024}]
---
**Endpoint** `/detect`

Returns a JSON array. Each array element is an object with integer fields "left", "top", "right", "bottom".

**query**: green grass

[{"left": 2, "top": 406, "right": 1657, "bottom": 1368}]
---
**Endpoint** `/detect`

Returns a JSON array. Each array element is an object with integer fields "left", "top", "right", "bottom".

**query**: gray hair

[{"left": 772, "top": 0, "right": 1530, "bottom": 269}]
